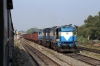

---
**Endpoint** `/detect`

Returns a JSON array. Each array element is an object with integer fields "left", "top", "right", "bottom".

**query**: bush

[{"left": 77, "top": 36, "right": 89, "bottom": 44}]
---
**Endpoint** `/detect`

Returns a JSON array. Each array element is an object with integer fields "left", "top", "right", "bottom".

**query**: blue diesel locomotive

[{"left": 38, "top": 24, "right": 78, "bottom": 52}]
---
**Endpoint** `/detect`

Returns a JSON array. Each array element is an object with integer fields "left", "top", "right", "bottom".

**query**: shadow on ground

[{"left": 13, "top": 42, "right": 39, "bottom": 66}]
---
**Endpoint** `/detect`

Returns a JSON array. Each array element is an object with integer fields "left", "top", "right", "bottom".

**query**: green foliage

[
  {"left": 78, "top": 11, "right": 100, "bottom": 40},
  {"left": 27, "top": 28, "right": 39, "bottom": 34},
  {"left": 77, "top": 36, "right": 88, "bottom": 44}
]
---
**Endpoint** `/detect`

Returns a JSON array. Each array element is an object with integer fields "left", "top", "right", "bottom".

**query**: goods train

[
  {"left": 0, "top": 0, "right": 14, "bottom": 66},
  {"left": 23, "top": 24, "right": 78, "bottom": 52}
]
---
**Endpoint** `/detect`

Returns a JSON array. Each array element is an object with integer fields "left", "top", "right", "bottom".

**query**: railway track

[
  {"left": 64, "top": 53, "right": 100, "bottom": 66},
  {"left": 20, "top": 39, "right": 60, "bottom": 66},
  {"left": 21, "top": 39, "right": 100, "bottom": 66},
  {"left": 78, "top": 46, "right": 100, "bottom": 54}
]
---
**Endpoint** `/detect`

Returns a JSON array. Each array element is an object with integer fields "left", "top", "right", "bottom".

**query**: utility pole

[
  {"left": 15, "top": 29, "right": 17, "bottom": 36},
  {"left": 74, "top": 25, "right": 78, "bottom": 36}
]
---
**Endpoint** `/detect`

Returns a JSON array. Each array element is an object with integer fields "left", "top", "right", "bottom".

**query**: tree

[
  {"left": 27, "top": 28, "right": 39, "bottom": 34},
  {"left": 84, "top": 11, "right": 100, "bottom": 40},
  {"left": 77, "top": 25, "right": 85, "bottom": 36}
]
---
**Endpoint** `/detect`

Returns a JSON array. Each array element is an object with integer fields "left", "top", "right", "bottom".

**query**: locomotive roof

[
  {"left": 60, "top": 24, "right": 72, "bottom": 28},
  {"left": 41, "top": 24, "right": 73, "bottom": 31},
  {"left": 52, "top": 26, "right": 60, "bottom": 29}
]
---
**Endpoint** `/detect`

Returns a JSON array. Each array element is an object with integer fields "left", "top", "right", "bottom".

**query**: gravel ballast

[{"left": 24, "top": 39, "right": 91, "bottom": 66}]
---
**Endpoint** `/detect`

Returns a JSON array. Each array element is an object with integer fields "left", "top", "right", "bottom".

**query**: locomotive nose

[
  {"left": 60, "top": 43, "right": 76, "bottom": 48},
  {"left": 60, "top": 43, "right": 68, "bottom": 48}
]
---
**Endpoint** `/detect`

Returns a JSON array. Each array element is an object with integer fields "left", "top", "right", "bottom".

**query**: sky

[{"left": 11, "top": 0, "right": 100, "bottom": 31}]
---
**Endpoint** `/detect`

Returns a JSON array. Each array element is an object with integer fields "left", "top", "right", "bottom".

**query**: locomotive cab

[{"left": 56, "top": 24, "right": 77, "bottom": 52}]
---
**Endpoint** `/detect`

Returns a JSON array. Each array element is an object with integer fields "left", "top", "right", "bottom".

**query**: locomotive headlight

[{"left": 66, "top": 25, "right": 69, "bottom": 27}]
